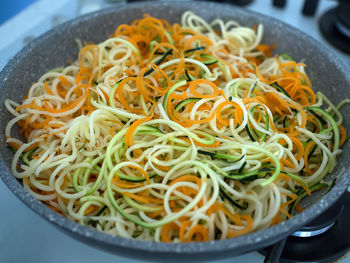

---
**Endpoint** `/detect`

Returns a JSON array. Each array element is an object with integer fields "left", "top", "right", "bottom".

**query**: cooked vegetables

[{"left": 4, "top": 11, "right": 348, "bottom": 242}]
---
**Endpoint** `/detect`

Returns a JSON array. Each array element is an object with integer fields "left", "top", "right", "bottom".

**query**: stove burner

[
  {"left": 261, "top": 191, "right": 350, "bottom": 263},
  {"left": 291, "top": 221, "right": 335, "bottom": 238},
  {"left": 291, "top": 198, "right": 343, "bottom": 238},
  {"left": 319, "top": 3, "right": 350, "bottom": 54}
]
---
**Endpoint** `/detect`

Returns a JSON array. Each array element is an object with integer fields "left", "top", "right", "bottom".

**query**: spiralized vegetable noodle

[{"left": 5, "top": 11, "right": 348, "bottom": 242}]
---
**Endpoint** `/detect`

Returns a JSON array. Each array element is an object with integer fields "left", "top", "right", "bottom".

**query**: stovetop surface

[{"left": 0, "top": 0, "right": 349, "bottom": 262}]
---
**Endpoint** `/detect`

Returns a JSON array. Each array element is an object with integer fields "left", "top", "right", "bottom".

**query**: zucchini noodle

[{"left": 4, "top": 11, "right": 348, "bottom": 242}]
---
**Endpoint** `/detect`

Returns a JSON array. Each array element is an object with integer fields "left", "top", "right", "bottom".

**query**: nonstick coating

[{"left": 0, "top": 1, "right": 349, "bottom": 261}]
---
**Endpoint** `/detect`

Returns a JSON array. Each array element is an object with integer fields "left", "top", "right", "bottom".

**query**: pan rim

[{"left": 0, "top": 0, "right": 349, "bottom": 256}]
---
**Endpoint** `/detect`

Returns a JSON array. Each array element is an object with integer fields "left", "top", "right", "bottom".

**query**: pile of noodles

[{"left": 5, "top": 11, "right": 348, "bottom": 242}]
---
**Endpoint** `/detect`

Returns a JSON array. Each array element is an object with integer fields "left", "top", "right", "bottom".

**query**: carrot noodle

[{"left": 4, "top": 11, "right": 348, "bottom": 242}]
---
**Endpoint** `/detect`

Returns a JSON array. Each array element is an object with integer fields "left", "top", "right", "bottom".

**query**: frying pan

[{"left": 0, "top": 1, "right": 349, "bottom": 261}]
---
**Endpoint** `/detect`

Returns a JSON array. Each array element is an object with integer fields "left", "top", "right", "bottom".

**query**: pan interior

[{"left": 0, "top": 1, "right": 349, "bottom": 257}]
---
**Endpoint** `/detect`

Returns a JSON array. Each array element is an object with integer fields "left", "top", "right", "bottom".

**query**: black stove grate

[{"left": 262, "top": 191, "right": 350, "bottom": 263}]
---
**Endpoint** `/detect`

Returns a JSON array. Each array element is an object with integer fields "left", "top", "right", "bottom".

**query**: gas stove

[{"left": 0, "top": 1, "right": 349, "bottom": 263}]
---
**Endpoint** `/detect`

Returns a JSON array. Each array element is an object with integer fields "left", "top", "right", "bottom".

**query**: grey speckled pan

[{"left": 0, "top": 1, "right": 349, "bottom": 261}]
